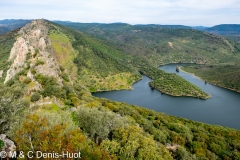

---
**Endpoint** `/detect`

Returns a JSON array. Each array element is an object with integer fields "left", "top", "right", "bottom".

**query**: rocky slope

[
  {"left": 0, "top": 19, "right": 141, "bottom": 99},
  {"left": 4, "top": 20, "right": 62, "bottom": 84}
]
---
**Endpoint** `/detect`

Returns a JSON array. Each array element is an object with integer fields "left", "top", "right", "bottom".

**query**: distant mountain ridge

[
  {"left": 2, "top": 19, "right": 239, "bottom": 34},
  {"left": 0, "top": 19, "right": 31, "bottom": 34},
  {"left": 57, "top": 21, "right": 240, "bottom": 65},
  {"left": 205, "top": 24, "right": 240, "bottom": 35}
]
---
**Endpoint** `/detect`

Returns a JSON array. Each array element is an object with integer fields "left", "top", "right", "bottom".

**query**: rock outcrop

[
  {"left": 4, "top": 37, "right": 28, "bottom": 83},
  {"left": 0, "top": 134, "right": 16, "bottom": 158},
  {"left": 4, "top": 19, "right": 63, "bottom": 85}
]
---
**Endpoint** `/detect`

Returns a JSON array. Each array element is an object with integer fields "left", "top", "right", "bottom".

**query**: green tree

[
  {"left": 30, "top": 93, "right": 41, "bottom": 102},
  {"left": 10, "top": 111, "right": 112, "bottom": 159},
  {"left": 0, "top": 84, "right": 29, "bottom": 133},
  {"left": 74, "top": 107, "right": 128, "bottom": 144}
]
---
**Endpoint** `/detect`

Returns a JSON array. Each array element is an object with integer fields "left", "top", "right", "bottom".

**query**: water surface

[{"left": 93, "top": 64, "right": 240, "bottom": 130}]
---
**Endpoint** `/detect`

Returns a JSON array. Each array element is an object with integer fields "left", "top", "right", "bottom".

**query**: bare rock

[
  {"left": 4, "top": 19, "right": 63, "bottom": 86},
  {"left": 0, "top": 134, "right": 16, "bottom": 158},
  {"left": 39, "top": 37, "right": 46, "bottom": 51},
  {"left": 27, "top": 81, "right": 42, "bottom": 94},
  {"left": 4, "top": 37, "right": 28, "bottom": 83},
  {"left": 8, "top": 37, "right": 28, "bottom": 61},
  {"left": 166, "top": 143, "right": 180, "bottom": 152},
  {"left": 0, "top": 70, "right": 3, "bottom": 78}
]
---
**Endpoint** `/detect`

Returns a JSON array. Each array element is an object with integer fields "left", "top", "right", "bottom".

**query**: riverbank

[
  {"left": 180, "top": 66, "right": 240, "bottom": 94},
  {"left": 93, "top": 64, "right": 240, "bottom": 130}
]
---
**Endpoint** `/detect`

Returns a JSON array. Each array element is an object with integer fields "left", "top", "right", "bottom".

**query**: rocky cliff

[{"left": 4, "top": 19, "right": 63, "bottom": 85}]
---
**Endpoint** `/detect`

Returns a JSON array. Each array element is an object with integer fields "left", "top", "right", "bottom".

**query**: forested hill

[
  {"left": 0, "top": 19, "right": 31, "bottom": 34},
  {"left": 205, "top": 24, "right": 240, "bottom": 35},
  {"left": 0, "top": 19, "right": 240, "bottom": 160},
  {"left": 57, "top": 21, "right": 240, "bottom": 66},
  {"left": 0, "top": 19, "right": 141, "bottom": 92},
  {"left": 204, "top": 24, "right": 240, "bottom": 44}
]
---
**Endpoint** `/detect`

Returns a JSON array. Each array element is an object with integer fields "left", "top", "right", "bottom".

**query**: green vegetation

[
  {"left": 58, "top": 22, "right": 240, "bottom": 65},
  {"left": 30, "top": 92, "right": 41, "bottom": 102},
  {"left": 5, "top": 90, "right": 240, "bottom": 159},
  {"left": 205, "top": 24, "right": 240, "bottom": 35},
  {"left": 0, "top": 140, "right": 4, "bottom": 149},
  {"left": 0, "top": 28, "right": 19, "bottom": 82},
  {"left": 0, "top": 29, "right": 18, "bottom": 64},
  {"left": 182, "top": 64, "right": 240, "bottom": 92},
  {"left": 0, "top": 83, "right": 29, "bottom": 133},
  {"left": 48, "top": 31, "right": 78, "bottom": 79},
  {"left": 74, "top": 107, "right": 128, "bottom": 144},
  {"left": 0, "top": 19, "right": 31, "bottom": 34},
  {"left": 99, "top": 98, "right": 240, "bottom": 159},
  {"left": 47, "top": 21, "right": 213, "bottom": 97},
  {"left": 35, "top": 59, "right": 45, "bottom": 66},
  {"left": 48, "top": 22, "right": 141, "bottom": 91},
  {"left": 55, "top": 21, "right": 240, "bottom": 97},
  {"left": 11, "top": 111, "right": 112, "bottom": 159},
  {"left": 34, "top": 74, "right": 65, "bottom": 98},
  {"left": 140, "top": 66, "right": 210, "bottom": 99},
  {"left": 1, "top": 20, "right": 240, "bottom": 160}
]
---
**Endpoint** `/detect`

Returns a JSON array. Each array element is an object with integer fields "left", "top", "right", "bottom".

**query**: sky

[{"left": 0, "top": 0, "right": 239, "bottom": 26}]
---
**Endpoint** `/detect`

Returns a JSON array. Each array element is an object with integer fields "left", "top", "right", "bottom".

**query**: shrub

[
  {"left": 61, "top": 73, "right": 70, "bottom": 82},
  {"left": 31, "top": 93, "right": 41, "bottom": 102},
  {"left": 10, "top": 111, "right": 112, "bottom": 159},
  {"left": 35, "top": 60, "right": 45, "bottom": 66},
  {"left": 0, "top": 84, "right": 29, "bottom": 133},
  {"left": 0, "top": 140, "right": 4, "bottom": 149},
  {"left": 31, "top": 69, "right": 36, "bottom": 75},
  {"left": 23, "top": 78, "right": 31, "bottom": 84},
  {"left": 35, "top": 48, "right": 39, "bottom": 54},
  {"left": 5, "top": 79, "right": 14, "bottom": 86},
  {"left": 59, "top": 66, "right": 65, "bottom": 72},
  {"left": 74, "top": 107, "right": 128, "bottom": 144},
  {"left": 26, "top": 52, "right": 31, "bottom": 60}
]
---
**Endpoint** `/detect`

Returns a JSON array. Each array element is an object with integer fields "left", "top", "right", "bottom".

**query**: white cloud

[{"left": 0, "top": 0, "right": 239, "bottom": 26}]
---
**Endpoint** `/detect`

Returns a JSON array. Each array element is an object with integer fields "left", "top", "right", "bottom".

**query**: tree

[
  {"left": 10, "top": 111, "right": 112, "bottom": 159},
  {"left": 106, "top": 125, "right": 173, "bottom": 160},
  {"left": 30, "top": 93, "right": 41, "bottom": 102},
  {"left": 74, "top": 107, "right": 128, "bottom": 144},
  {"left": 0, "top": 84, "right": 29, "bottom": 133}
]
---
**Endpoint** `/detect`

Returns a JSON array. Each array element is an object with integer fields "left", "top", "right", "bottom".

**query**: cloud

[{"left": 0, "top": 0, "right": 239, "bottom": 26}]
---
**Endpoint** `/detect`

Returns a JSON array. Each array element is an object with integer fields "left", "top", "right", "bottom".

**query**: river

[{"left": 93, "top": 64, "right": 240, "bottom": 130}]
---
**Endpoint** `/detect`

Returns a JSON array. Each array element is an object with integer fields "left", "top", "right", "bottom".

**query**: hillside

[
  {"left": 181, "top": 64, "right": 240, "bottom": 93},
  {"left": 0, "top": 19, "right": 31, "bottom": 34},
  {"left": 0, "top": 20, "right": 209, "bottom": 98},
  {"left": 0, "top": 20, "right": 240, "bottom": 160},
  {"left": 205, "top": 24, "right": 240, "bottom": 35},
  {"left": 0, "top": 19, "right": 140, "bottom": 92},
  {"left": 57, "top": 21, "right": 240, "bottom": 66}
]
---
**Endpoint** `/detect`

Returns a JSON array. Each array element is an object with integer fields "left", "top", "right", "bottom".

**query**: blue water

[{"left": 93, "top": 64, "right": 240, "bottom": 130}]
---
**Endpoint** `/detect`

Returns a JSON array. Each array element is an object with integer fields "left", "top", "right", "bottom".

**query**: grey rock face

[
  {"left": 4, "top": 19, "right": 63, "bottom": 85},
  {"left": 0, "top": 134, "right": 16, "bottom": 158}
]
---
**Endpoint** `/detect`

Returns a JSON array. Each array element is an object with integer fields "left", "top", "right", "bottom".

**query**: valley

[
  {"left": 181, "top": 64, "right": 240, "bottom": 93},
  {"left": 0, "top": 19, "right": 240, "bottom": 160},
  {"left": 94, "top": 63, "right": 240, "bottom": 129}
]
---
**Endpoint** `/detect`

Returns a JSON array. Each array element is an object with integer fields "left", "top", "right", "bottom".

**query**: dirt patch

[{"left": 168, "top": 42, "right": 173, "bottom": 48}]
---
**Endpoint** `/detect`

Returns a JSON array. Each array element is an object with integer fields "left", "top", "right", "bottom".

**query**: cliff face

[{"left": 4, "top": 19, "right": 63, "bottom": 85}]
